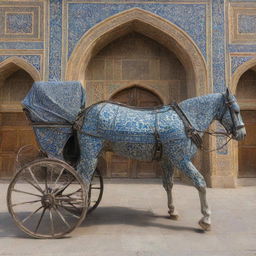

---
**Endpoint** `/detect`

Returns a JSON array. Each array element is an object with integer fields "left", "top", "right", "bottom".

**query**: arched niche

[
  {"left": 0, "top": 57, "right": 40, "bottom": 83},
  {"left": 231, "top": 59, "right": 256, "bottom": 184},
  {"left": 233, "top": 65, "right": 256, "bottom": 180},
  {"left": 66, "top": 8, "right": 208, "bottom": 98},
  {"left": 0, "top": 57, "right": 39, "bottom": 177},
  {"left": 85, "top": 32, "right": 187, "bottom": 105}
]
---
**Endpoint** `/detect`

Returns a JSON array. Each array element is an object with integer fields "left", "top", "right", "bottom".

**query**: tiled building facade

[{"left": 0, "top": 0, "right": 255, "bottom": 187}]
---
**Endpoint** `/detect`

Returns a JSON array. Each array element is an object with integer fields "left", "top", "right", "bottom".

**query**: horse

[{"left": 76, "top": 88, "right": 246, "bottom": 231}]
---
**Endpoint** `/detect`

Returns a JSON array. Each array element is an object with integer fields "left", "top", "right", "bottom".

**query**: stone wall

[{"left": 0, "top": 0, "right": 256, "bottom": 187}]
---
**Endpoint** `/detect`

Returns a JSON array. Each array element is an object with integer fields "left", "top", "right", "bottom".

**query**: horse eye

[{"left": 232, "top": 103, "right": 240, "bottom": 113}]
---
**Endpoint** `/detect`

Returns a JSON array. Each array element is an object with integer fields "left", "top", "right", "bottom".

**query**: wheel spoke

[
  {"left": 54, "top": 177, "right": 75, "bottom": 195},
  {"left": 11, "top": 199, "right": 41, "bottom": 207},
  {"left": 12, "top": 189, "right": 42, "bottom": 198},
  {"left": 50, "top": 166, "right": 53, "bottom": 186},
  {"left": 53, "top": 206, "right": 71, "bottom": 228},
  {"left": 49, "top": 208, "right": 55, "bottom": 237},
  {"left": 54, "top": 167, "right": 65, "bottom": 188},
  {"left": 62, "top": 188, "right": 82, "bottom": 197},
  {"left": 35, "top": 208, "right": 46, "bottom": 233},
  {"left": 45, "top": 167, "right": 48, "bottom": 192},
  {"left": 91, "top": 187, "right": 101, "bottom": 190},
  {"left": 56, "top": 196, "right": 83, "bottom": 203},
  {"left": 21, "top": 206, "right": 44, "bottom": 223},
  {"left": 23, "top": 177, "right": 44, "bottom": 194},
  {"left": 55, "top": 203, "right": 80, "bottom": 219},
  {"left": 27, "top": 167, "right": 44, "bottom": 194},
  {"left": 66, "top": 201, "right": 81, "bottom": 210}
]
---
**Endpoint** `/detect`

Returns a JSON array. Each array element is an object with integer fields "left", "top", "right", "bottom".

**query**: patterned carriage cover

[{"left": 22, "top": 81, "right": 85, "bottom": 159}]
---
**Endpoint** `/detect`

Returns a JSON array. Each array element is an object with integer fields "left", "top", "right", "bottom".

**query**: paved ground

[{"left": 0, "top": 179, "right": 255, "bottom": 256}]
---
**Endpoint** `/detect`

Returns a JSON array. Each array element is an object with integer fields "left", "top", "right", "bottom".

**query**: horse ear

[{"left": 226, "top": 87, "right": 231, "bottom": 96}]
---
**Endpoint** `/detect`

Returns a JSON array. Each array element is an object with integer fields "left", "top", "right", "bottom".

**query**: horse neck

[{"left": 179, "top": 93, "right": 224, "bottom": 132}]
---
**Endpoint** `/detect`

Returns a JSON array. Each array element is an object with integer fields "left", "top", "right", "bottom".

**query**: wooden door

[
  {"left": 0, "top": 70, "right": 37, "bottom": 178},
  {"left": 238, "top": 110, "right": 256, "bottom": 177},
  {"left": 106, "top": 86, "right": 162, "bottom": 178}
]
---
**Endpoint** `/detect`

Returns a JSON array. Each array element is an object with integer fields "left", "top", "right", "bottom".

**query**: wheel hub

[{"left": 41, "top": 194, "right": 55, "bottom": 208}]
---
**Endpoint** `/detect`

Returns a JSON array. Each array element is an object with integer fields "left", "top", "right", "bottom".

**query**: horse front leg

[
  {"left": 175, "top": 160, "right": 211, "bottom": 231},
  {"left": 161, "top": 159, "right": 179, "bottom": 220},
  {"left": 76, "top": 135, "right": 104, "bottom": 183}
]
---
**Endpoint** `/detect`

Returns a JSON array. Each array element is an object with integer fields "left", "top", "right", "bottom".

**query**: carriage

[
  {"left": 6, "top": 81, "right": 246, "bottom": 238},
  {"left": 7, "top": 81, "right": 103, "bottom": 238}
]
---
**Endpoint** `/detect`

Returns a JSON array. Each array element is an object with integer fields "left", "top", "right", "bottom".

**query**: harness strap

[{"left": 171, "top": 102, "right": 203, "bottom": 149}]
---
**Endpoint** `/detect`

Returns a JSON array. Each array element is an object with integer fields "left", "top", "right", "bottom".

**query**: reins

[
  {"left": 195, "top": 129, "right": 232, "bottom": 152},
  {"left": 171, "top": 102, "right": 232, "bottom": 153}
]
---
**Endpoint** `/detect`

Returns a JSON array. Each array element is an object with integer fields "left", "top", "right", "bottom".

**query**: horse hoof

[
  {"left": 168, "top": 210, "right": 179, "bottom": 220},
  {"left": 199, "top": 220, "right": 211, "bottom": 231}
]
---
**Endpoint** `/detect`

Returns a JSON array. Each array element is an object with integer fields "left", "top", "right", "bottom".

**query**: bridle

[
  {"left": 172, "top": 90, "right": 244, "bottom": 153},
  {"left": 219, "top": 91, "right": 245, "bottom": 137}
]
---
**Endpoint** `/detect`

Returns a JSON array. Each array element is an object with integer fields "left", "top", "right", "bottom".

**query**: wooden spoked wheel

[
  {"left": 88, "top": 168, "right": 104, "bottom": 214},
  {"left": 7, "top": 158, "right": 88, "bottom": 239}
]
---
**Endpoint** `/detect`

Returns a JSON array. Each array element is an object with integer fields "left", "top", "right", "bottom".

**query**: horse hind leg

[
  {"left": 174, "top": 159, "right": 211, "bottom": 231},
  {"left": 161, "top": 159, "right": 179, "bottom": 220}
]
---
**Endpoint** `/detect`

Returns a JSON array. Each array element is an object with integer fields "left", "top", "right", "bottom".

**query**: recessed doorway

[{"left": 106, "top": 86, "right": 162, "bottom": 178}]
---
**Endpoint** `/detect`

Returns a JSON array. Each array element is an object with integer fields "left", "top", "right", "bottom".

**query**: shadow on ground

[
  {"left": 0, "top": 206, "right": 203, "bottom": 238},
  {"left": 84, "top": 206, "right": 203, "bottom": 233}
]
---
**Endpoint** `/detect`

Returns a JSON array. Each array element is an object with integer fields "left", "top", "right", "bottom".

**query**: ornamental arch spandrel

[{"left": 65, "top": 8, "right": 208, "bottom": 97}]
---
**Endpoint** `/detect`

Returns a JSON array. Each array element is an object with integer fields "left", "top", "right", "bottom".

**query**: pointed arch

[
  {"left": 0, "top": 57, "right": 41, "bottom": 82},
  {"left": 109, "top": 84, "right": 164, "bottom": 104},
  {"left": 65, "top": 8, "right": 208, "bottom": 96},
  {"left": 231, "top": 57, "right": 256, "bottom": 93}
]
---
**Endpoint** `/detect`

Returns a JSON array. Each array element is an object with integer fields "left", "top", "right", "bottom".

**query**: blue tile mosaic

[
  {"left": 6, "top": 13, "right": 32, "bottom": 34},
  {"left": 231, "top": 56, "right": 254, "bottom": 74},
  {"left": 238, "top": 15, "right": 256, "bottom": 34},
  {"left": 49, "top": 0, "right": 62, "bottom": 80},
  {"left": 212, "top": 0, "right": 226, "bottom": 93},
  {"left": 67, "top": 3, "right": 207, "bottom": 59},
  {"left": 0, "top": 55, "right": 41, "bottom": 71}
]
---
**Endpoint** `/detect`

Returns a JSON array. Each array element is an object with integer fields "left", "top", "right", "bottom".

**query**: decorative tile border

[
  {"left": 212, "top": 0, "right": 226, "bottom": 93},
  {"left": 229, "top": 3, "right": 256, "bottom": 44},
  {"left": 48, "top": 0, "right": 62, "bottom": 80},
  {"left": 0, "top": 1, "right": 44, "bottom": 41},
  {"left": 0, "top": 41, "right": 44, "bottom": 50},
  {"left": 228, "top": 44, "right": 256, "bottom": 53},
  {"left": 69, "top": 0, "right": 208, "bottom": 2}
]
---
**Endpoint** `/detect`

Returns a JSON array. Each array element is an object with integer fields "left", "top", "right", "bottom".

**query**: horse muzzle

[{"left": 233, "top": 126, "right": 246, "bottom": 141}]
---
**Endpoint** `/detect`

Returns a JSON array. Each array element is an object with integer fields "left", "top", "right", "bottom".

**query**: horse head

[{"left": 218, "top": 88, "right": 246, "bottom": 141}]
